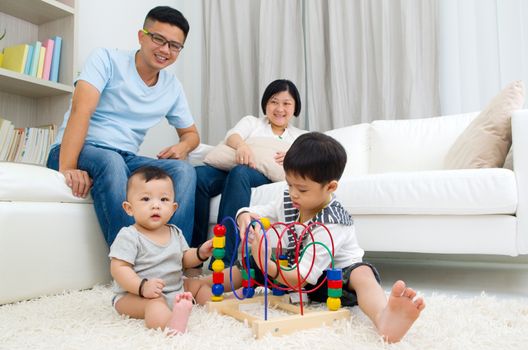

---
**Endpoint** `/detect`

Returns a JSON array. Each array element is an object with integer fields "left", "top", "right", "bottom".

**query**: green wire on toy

[{"left": 210, "top": 217, "right": 344, "bottom": 315}]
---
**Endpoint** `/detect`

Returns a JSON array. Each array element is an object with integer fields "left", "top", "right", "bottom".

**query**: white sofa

[
  {"left": 1, "top": 109, "right": 526, "bottom": 305},
  {"left": 204, "top": 110, "right": 527, "bottom": 256}
]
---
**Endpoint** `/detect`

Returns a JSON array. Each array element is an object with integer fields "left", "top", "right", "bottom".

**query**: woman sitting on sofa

[{"left": 192, "top": 79, "right": 306, "bottom": 267}]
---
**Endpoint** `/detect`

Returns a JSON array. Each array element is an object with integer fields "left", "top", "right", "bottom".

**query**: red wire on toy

[{"left": 245, "top": 220, "right": 336, "bottom": 315}]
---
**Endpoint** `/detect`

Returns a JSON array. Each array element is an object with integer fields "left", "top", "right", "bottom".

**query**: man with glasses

[{"left": 47, "top": 6, "right": 199, "bottom": 247}]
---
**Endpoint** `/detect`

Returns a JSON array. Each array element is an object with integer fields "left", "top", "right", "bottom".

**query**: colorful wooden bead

[
  {"left": 241, "top": 268, "right": 255, "bottom": 280},
  {"left": 241, "top": 279, "right": 255, "bottom": 288},
  {"left": 272, "top": 287, "right": 285, "bottom": 296},
  {"left": 212, "top": 283, "right": 224, "bottom": 296},
  {"left": 327, "top": 297, "right": 341, "bottom": 311},
  {"left": 326, "top": 268, "right": 342, "bottom": 281},
  {"left": 327, "top": 288, "right": 343, "bottom": 298},
  {"left": 212, "top": 248, "right": 225, "bottom": 259},
  {"left": 243, "top": 287, "right": 255, "bottom": 298},
  {"left": 211, "top": 295, "right": 223, "bottom": 302},
  {"left": 260, "top": 217, "right": 271, "bottom": 229},
  {"left": 211, "top": 259, "right": 225, "bottom": 272},
  {"left": 213, "top": 236, "right": 226, "bottom": 248},
  {"left": 327, "top": 279, "right": 343, "bottom": 289},
  {"left": 212, "top": 272, "right": 224, "bottom": 284},
  {"left": 213, "top": 224, "right": 226, "bottom": 236}
]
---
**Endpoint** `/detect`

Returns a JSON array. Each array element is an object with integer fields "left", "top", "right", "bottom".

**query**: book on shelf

[
  {"left": 0, "top": 118, "right": 15, "bottom": 161},
  {"left": 29, "top": 41, "right": 42, "bottom": 77},
  {"left": 24, "top": 44, "right": 35, "bottom": 75},
  {"left": 36, "top": 46, "right": 46, "bottom": 79},
  {"left": 1, "top": 44, "right": 30, "bottom": 73},
  {"left": 0, "top": 118, "right": 57, "bottom": 165},
  {"left": 50, "top": 36, "right": 63, "bottom": 83},
  {"left": 42, "top": 39, "right": 55, "bottom": 81},
  {"left": 0, "top": 52, "right": 3, "bottom": 67}
]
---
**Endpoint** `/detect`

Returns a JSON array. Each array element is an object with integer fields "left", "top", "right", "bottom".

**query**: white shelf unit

[{"left": 0, "top": 0, "right": 76, "bottom": 128}]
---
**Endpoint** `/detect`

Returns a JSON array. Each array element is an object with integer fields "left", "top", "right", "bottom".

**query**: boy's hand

[
  {"left": 251, "top": 228, "right": 271, "bottom": 269},
  {"left": 142, "top": 278, "right": 165, "bottom": 298},
  {"left": 237, "top": 212, "right": 261, "bottom": 243}
]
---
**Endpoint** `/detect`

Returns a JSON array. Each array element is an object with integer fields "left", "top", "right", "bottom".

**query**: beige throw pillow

[
  {"left": 444, "top": 80, "right": 525, "bottom": 169},
  {"left": 203, "top": 137, "right": 290, "bottom": 182}
]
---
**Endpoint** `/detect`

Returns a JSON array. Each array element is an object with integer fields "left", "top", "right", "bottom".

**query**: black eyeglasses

[{"left": 141, "top": 29, "right": 184, "bottom": 53}]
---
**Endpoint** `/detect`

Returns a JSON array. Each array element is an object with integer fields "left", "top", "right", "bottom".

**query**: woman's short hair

[{"left": 261, "top": 79, "right": 302, "bottom": 117}]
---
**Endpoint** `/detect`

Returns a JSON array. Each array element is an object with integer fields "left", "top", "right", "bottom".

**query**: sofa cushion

[
  {"left": 325, "top": 123, "right": 370, "bottom": 177},
  {"left": 208, "top": 168, "right": 516, "bottom": 222},
  {"left": 203, "top": 137, "right": 290, "bottom": 182},
  {"left": 369, "top": 112, "right": 478, "bottom": 173},
  {"left": 337, "top": 168, "right": 516, "bottom": 215},
  {"left": 444, "top": 80, "right": 525, "bottom": 169},
  {"left": 0, "top": 162, "right": 92, "bottom": 203}
]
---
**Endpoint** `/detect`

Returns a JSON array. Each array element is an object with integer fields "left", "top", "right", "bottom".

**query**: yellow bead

[
  {"left": 211, "top": 259, "right": 225, "bottom": 272},
  {"left": 211, "top": 295, "right": 223, "bottom": 302},
  {"left": 327, "top": 297, "right": 341, "bottom": 311},
  {"left": 213, "top": 236, "right": 226, "bottom": 248},
  {"left": 260, "top": 217, "right": 271, "bottom": 229}
]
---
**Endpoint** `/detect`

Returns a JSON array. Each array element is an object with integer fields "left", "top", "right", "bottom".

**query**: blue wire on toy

[{"left": 227, "top": 217, "right": 270, "bottom": 320}]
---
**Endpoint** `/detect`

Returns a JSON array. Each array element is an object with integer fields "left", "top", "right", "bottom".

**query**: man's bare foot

[
  {"left": 376, "top": 280, "right": 425, "bottom": 343},
  {"left": 166, "top": 292, "right": 193, "bottom": 335}
]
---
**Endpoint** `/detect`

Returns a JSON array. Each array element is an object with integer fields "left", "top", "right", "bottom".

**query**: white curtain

[
  {"left": 304, "top": 0, "right": 438, "bottom": 132},
  {"left": 200, "top": 0, "right": 441, "bottom": 142},
  {"left": 438, "top": 0, "right": 528, "bottom": 115}
]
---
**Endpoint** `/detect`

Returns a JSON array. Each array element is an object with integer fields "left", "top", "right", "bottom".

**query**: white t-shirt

[
  {"left": 225, "top": 115, "right": 306, "bottom": 143},
  {"left": 238, "top": 189, "right": 364, "bottom": 285}
]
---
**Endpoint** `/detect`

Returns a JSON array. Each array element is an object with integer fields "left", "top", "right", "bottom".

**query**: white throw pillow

[{"left": 203, "top": 137, "right": 290, "bottom": 182}]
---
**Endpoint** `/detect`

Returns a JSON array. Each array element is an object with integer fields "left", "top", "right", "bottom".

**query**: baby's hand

[
  {"left": 142, "top": 278, "right": 165, "bottom": 299},
  {"left": 200, "top": 239, "right": 213, "bottom": 258}
]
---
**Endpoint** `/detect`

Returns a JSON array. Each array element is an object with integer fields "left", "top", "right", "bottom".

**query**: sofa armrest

[
  {"left": 188, "top": 143, "right": 214, "bottom": 166},
  {"left": 512, "top": 110, "right": 528, "bottom": 254}
]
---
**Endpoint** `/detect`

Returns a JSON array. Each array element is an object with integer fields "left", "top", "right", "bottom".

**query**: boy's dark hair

[
  {"left": 283, "top": 132, "right": 347, "bottom": 184},
  {"left": 127, "top": 166, "right": 173, "bottom": 194},
  {"left": 144, "top": 6, "right": 190, "bottom": 39},
  {"left": 261, "top": 79, "right": 302, "bottom": 117}
]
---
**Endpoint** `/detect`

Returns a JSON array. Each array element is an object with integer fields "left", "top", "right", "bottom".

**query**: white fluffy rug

[{"left": 1, "top": 285, "right": 528, "bottom": 350}]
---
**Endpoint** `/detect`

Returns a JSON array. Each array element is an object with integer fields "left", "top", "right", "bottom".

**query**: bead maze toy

[{"left": 206, "top": 217, "right": 350, "bottom": 338}]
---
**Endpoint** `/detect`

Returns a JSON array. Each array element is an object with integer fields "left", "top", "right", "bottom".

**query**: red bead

[
  {"left": 327, "top": 279, "right": 343, "bottom": 289},
  {"left": 213, "top": 224, "right": 227, "bottom": 236},
  {"left": 242, "top": 279, "right": 255, "bottom": 288},
  {"left": 213, "top": 272, "right": 224, "bottom": 284}
]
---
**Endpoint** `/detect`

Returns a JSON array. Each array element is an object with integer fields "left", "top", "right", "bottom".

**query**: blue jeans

[
  {"left": 193, "top": 165, "right": 271, "bottom": 266},
  {"left": 47, "top": 144, "right": 196, "bottom": 246}
]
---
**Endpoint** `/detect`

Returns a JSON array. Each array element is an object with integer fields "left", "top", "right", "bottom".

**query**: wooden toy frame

[{"left": 206, "top": 295, "right": 350, "bottom": 339}]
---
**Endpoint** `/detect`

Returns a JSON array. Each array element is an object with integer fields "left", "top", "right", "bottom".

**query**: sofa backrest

[
  {"left": 325, "top": 123, "right": 370, "bottom": 177},
  {"left": 369, "top": 112, "right": 479, "bottom": 173}
]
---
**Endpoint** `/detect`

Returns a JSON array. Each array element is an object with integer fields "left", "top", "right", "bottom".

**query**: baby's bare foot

[
  {"left": 166, "top": 292, "right": 193, "bottom": 335},
  {"left": 377, "top": 280, "right": 425, "bottom": 343}
]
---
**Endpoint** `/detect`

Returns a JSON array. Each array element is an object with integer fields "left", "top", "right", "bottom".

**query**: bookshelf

[{"left": 0, "top": 0, "right": 75, "bottom": 128}]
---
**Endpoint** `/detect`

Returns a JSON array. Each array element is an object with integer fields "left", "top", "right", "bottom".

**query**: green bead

[
  {"left": 327, "top": 288, "right": 343, "bottom": 298},
  {"left": 212, "top": 248, "right": 225, "bottom": 259},
  {"left": 241, "top": 268, "right": 255, "bottom": 280}
]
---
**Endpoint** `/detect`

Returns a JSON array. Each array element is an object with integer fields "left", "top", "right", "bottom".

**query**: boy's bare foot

[
  {"left": 166, "top": 292, "right": 194, "bottom": 335},
  {"left": 376, "top": 280, "right": 425, "bottom": 343}
]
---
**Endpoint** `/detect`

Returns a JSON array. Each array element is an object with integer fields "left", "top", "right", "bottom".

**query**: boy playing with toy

[
  {"left": 223, "top": 132, "right": 425, "bottom": 343},
  {"left": 109, "top": 166, "right": 213, "bottom": 334}
]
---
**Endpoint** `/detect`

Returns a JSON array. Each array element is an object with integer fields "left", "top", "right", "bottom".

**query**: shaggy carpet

[{"left": 1, "top": 285, "right": 527, "bottom": 350}]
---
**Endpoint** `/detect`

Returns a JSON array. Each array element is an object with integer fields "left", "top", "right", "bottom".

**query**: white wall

[{"left": 76, "top": 0, "right": 202, "bottom": 157}]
